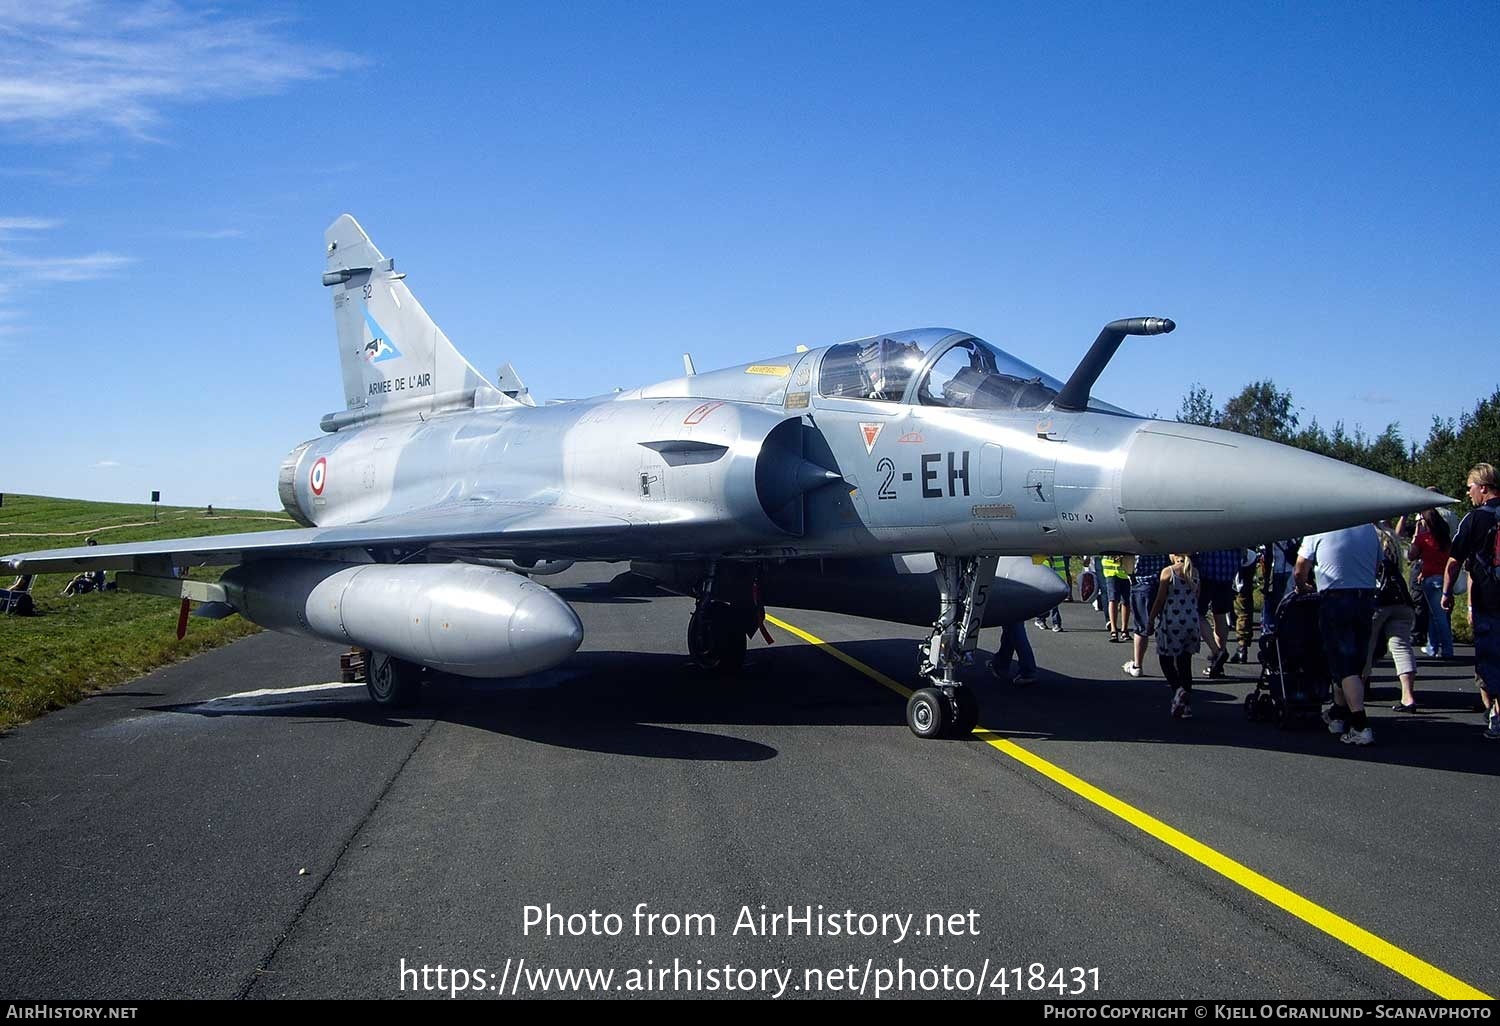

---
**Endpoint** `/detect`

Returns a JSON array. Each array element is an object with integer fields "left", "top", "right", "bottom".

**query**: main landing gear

[
  {"left": 688, "top": 604, "right": 748, "bottom": 672},
  {"left": 686, "top": 562, "right": 764, "bottom": 674},
  {"left": 364, "top": 650, "right": 423, "bottom": 707},
  {"left": 907, "top": 555, "right": 996, "bottom": 739}
]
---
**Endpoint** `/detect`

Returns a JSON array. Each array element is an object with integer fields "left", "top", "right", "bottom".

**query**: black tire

[
  {"left": 1243, "top": 693, "right": 1259, "bottom": 721},
  {"left": 687, "top": 610, "right": 712, "bottom": 660},
  {"left": 948, "top": 686, "right": 981, "bottom": 737},
  {"left": 906, "top": 687, "right": 949, "bottom": 739},
  {"left": 366, "top": 651, "right": 422, "bottom": 707},
  {"left": 714, "top": 618, "right": 747, "bottom": 673},
  {"left": 688, "top": 608, "right": 747, "bottom": 674}
]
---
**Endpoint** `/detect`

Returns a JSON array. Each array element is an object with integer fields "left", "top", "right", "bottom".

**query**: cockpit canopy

[{"left": 818, "top": 328, "right": 1072, "bottom": 412}]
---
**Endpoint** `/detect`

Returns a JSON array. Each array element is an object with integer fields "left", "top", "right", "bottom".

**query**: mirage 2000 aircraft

[{"left": 3, "top": 215, "right": 1442, "bottom": 739}]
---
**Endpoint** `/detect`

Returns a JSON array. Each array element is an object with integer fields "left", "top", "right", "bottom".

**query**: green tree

[
  {"left": 1175, "top": 380, "right": 1498, "bottom": 496},
  {"left": 1218, "top": 380, "right": 1300, "bottom": 442},
  {"left": 1363, "top": 424, "right": 1412, "bottom": 480},
  {"left": 1293, "top": 417, "right": 1330, "bottom": 456},
  {"left": 1409, "top": 415, "right": 1461, "bottom": 492},
  {"left": 1409, "top": 389, "right": 1500, "bottom": 497},
  {"left": 1176, "top": 383, "right": 1217, "bottom": 426}
]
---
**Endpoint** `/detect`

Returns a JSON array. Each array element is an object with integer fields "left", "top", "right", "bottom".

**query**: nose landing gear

[
  {"left": 906, "top": 682, "right": 981, "bottom": 739},
  {"left": 909, "top": 555, "right": 996, "bottom": 738}
]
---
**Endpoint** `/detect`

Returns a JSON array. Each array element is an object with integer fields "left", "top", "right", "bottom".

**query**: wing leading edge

[{"left": 0, "top": 504, "right": 631, "bottom": 575}]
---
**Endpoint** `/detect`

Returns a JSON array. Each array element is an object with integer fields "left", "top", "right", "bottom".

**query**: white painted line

[{"left": 193, "top": 680, "right": 363, "bottom": 712}]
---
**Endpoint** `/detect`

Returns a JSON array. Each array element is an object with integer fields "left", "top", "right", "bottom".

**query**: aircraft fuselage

[{"left": 280, "top": 332, "right": 1423, "bottom": 564}]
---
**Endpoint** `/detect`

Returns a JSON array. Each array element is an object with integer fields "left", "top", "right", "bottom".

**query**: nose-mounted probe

[{"left": 1053, "top": 317, "right": 1176, "bottom": 412}]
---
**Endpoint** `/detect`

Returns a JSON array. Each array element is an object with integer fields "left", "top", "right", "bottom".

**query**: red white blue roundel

[{"left": 310, "top": 457, "right": 327, "bottom": 496}]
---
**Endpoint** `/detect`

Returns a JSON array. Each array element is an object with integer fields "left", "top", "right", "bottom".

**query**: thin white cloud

[
  {"left": 0, "top": 276, "right": 17, "bottom": 342},
  {"left": 0, "top": 2, "right": 92, "bottom": 32},
  {"left": 0, "top": 1, "right": 363, "bottom": 140},
  {"left": 157, "top": 227, "right": 245, "bottom": 240},
  {"left": 0, "top": 216, "right": 63, "bottom": 244},
  {"left": 1355, "top": 391, "right": 1398, "bottom": 406},
  {"left": 0, "top": 216, "right": 61, "bottom": 232},
  {"left": 0, "top": 249, "right": 134, "bottom": 281},
  {"left": 0, "top": 218, "right": 132, "bottom": 338},
  {"left": 0, "top": 152, "right": 117, "bottom": 185}
]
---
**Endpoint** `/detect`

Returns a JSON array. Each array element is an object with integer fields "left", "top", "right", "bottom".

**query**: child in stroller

[{"left": 1245, "top": 589, "right": 1333, "bottom": 727}]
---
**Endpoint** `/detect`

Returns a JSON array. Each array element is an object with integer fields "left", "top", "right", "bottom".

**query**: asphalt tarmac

[{"left": 1, "top": 563, "right": 1495, "bottom": 1000}]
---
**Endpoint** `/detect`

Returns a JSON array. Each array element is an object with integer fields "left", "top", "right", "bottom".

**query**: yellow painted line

[
  {"left": 763, "top": 613, "right": 1491, "bottom": 1001},
  {"left": 766, "top": 614, "right": 914, "bottom": 697}
]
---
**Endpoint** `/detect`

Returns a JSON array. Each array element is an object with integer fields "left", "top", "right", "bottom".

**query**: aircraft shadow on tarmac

[
  {"left": 141, "top": 629, "right": 1496, "bottom": 775},
  {"left": 144, "top": 643, "right": 904, "bottom": 762}
]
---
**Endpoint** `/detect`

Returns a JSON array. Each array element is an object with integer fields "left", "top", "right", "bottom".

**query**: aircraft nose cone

[
  {"left": 508, "top": 586, "right": 585, "bottom": 674},
  {"left": 992, "top": 557, "right": 1070, "bottom": 620},
  {"left": 1120, "top": 422, "right": 1445, "bottom": 550}
]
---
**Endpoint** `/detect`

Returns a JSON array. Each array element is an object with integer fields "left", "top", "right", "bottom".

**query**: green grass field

[{"left": 1, "top": 494, "right": 297, "bottom": 730}]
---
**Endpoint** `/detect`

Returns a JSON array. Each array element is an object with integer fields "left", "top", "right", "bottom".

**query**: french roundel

[{"left": 310, "top": 457, "right": 327, "bottom": 496}]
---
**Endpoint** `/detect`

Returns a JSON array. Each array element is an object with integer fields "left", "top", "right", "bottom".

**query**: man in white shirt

[{"left": 1296, "top": 523, "right": 1380, "bottom": 746}]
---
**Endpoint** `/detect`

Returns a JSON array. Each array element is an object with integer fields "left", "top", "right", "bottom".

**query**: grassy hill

[{"left": 0, "top": 494, "right": 299, "bottom": 730}]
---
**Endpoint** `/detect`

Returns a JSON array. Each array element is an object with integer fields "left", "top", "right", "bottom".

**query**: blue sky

[{"left": 2, "top": 1, "right": 1496, "bottom": 509}]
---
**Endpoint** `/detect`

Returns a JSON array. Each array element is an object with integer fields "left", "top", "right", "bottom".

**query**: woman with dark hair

[{"left": 1408, "top": 507, "right": 1454, "bottom": 659}]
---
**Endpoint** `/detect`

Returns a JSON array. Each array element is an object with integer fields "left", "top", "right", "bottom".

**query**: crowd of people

[{"left": 989, "top": 462, "right": 1500, "bottom": 748}]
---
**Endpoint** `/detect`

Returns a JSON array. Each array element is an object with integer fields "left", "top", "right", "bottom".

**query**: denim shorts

[
  {"left": 1319, "top": 589, "right": 1376, "bottom": 682},
  {"left": 1473, "top": 612, "right": 1500, "bottom": 691},
  {"left": 1129, "top": 580, "right": 1157, "bottom": 637},
  {"left": 1106, "top": 576, "right": 1130, "bottom": 603}
]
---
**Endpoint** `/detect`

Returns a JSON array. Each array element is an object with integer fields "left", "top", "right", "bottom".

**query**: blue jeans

[
  {"left": 1474, "top": 612, "right": 1499, "bottom": 691},
  {"left": 1420, "top": 576, "right": 1454, "bottom": 657},
  {"left": 996, "top": 620, "right": 1037, "bottom": 678}
]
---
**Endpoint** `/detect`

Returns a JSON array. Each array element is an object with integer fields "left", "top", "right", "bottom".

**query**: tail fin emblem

[{"left": 361, "top": 309, "right": 401, "bottom": 363}]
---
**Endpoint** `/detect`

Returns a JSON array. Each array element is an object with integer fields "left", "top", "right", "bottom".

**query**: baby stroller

[{"left": 1245, "top": 590, "right": 1332, "bottom": 728}]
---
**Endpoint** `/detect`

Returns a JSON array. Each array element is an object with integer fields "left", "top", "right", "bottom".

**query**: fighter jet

[{"left": 3, "top": 215, "right": 1443, "bottom": 739}]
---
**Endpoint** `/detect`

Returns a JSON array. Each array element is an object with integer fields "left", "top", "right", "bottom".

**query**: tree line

[{"left": 1175, "top": 381, "right": 1500, "bottom": 496}]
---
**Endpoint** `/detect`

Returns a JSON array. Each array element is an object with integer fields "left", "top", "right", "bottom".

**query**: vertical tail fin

[{"left": 323, "top": 214, "right": 508, "bottom": 424}]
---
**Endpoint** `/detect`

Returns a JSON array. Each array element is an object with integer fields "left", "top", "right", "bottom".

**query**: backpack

[{"left": 1375, "top": 554, "right": 1413, "bottom": 608}]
